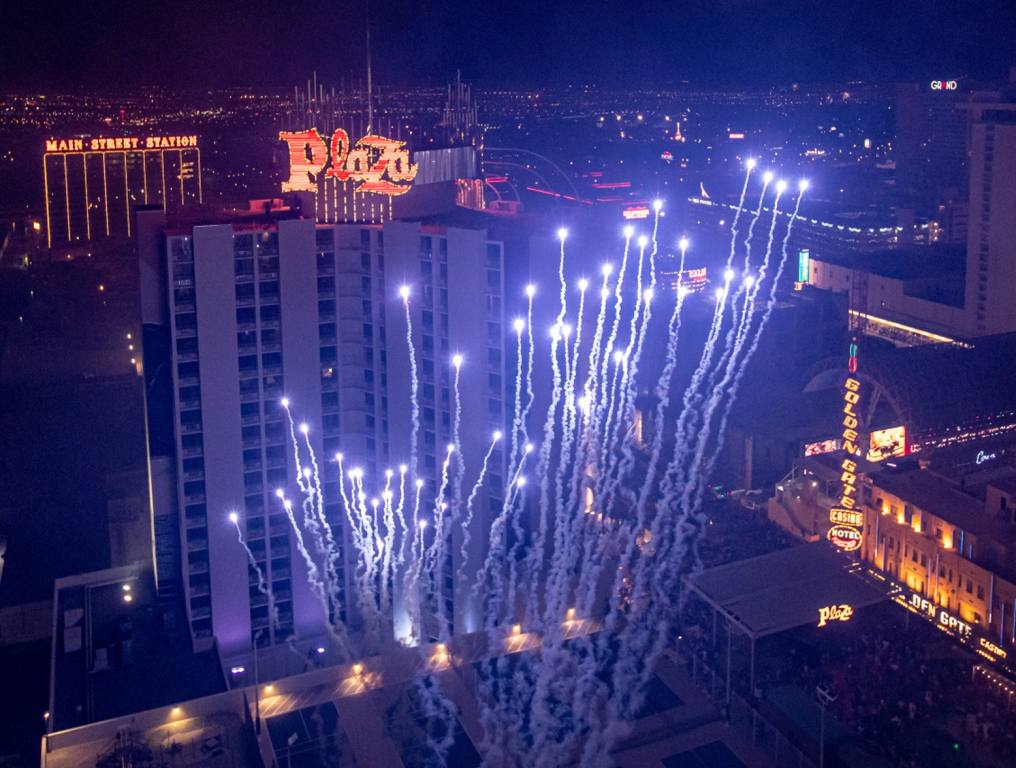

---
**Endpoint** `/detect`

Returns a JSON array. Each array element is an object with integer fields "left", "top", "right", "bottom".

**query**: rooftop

[
  {"left": 686, "top": 542, "right": 890, "bottom": 640},
  {"left": 871, "top": 467, "right": 1013, "bottom": 539}
]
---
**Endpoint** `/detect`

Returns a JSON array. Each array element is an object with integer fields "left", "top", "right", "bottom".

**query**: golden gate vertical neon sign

[
  {"left": 828, "top": 338, "right": 864, "bottom": 552},
  {"left": 279, "top": 129, "right": 417, "bottom": 196}
]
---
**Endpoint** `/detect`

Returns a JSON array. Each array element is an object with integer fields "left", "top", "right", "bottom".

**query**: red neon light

[
  {"left": 623, "top": 206, "right": 650, "bottom": 220},
  {"left": 827, "top": 525, "right": 862, "bottom": 551},
  {"left": 279, "top": 129, "right": 328, "bottom": 193},
  {"left": 592, "top": 181, "right": 632, "bottom": 189},
  {"left": 279, "top": 129, "right": 417, "bottom": 196},
  {"left": 485, "top": 176, "right": 509, "bottom": 184}
]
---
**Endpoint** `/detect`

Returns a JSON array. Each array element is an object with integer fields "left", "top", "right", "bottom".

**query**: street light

[{"left": 816, "top": 683, "right": 837, "bottom": 768}]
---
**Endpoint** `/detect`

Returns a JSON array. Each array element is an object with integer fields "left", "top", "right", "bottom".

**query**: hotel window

[
  {"left": 966, "top": 578, "right": 973, "bottom": 593},
  {"left": 977, "top": 585, "right": 985, "bottom": 600}
]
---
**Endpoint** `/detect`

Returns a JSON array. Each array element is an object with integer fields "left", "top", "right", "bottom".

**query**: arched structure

[{"left": 803, "top": 333, "right": 1016, "bottom": 452}]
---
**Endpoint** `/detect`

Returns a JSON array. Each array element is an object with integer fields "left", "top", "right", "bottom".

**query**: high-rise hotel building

[
  {"left": 43, "top": 134, "right": 202, "bottom": 249},
  {"left": 137, "top": 205, "right": 551, "bottom": 658}
]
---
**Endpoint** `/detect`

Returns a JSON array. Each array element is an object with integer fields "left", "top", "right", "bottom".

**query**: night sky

[{"left": 2, "top": 0, "right": 1014, "bottom": 90}]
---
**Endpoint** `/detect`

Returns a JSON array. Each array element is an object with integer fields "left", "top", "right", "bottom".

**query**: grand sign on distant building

[
  {"left": 930, "top": 79, "right": 958, "bottom": 91},
  {"left": 279, "top": 129, "right": 417, "bottom": 196}
]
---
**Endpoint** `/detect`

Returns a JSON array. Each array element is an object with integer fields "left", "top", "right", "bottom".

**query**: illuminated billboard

[
  {"left": 42, "top": 134, "right": 203, "bottom": 248},
  {"left": 804, "top": 438, "right": 839, "bottom": 457},
  {"left": 867, "top": 425, "right": 907, "bottom": 462},
  {"left": 797, "top": 248, "right": 810, "bottom": 283},
  {"left": 930, "top": 80, "right": 958, "bottom": 91}
]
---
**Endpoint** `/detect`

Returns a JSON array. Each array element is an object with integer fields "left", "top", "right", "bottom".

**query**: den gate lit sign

[
  {"left": 908, "top": 592, "right": 972, "bottom": 638},
  {"left": 817, "top": 604, "right": 854, "bottom": 627},
  {"left": 279, "top": 128, "right": 417, "bottom": 196},
  {"left": 45, "top": 135, "right": 200, "bottom": 153},
  {"left": 930, "top": 80, "right": 958, "bottom": 91}
]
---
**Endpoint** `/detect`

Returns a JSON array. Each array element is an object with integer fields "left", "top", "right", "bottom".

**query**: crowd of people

[{"left": 680, "top": 499, "right": 1016, "bottom": 767}]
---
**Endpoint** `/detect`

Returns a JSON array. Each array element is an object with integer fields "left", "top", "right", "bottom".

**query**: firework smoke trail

[
  {"left": 597, "top": 233, "right": 648, "bottom": 494},
  {"left": 694, "top": 181, "right": 808, "bottom": 526},
  {"left": 545, "top": 283, "right": 589, "bottom": 624},
  {"left": 707, "top": 173, "right": 774, "bottom": 398},
  {"left": 425, "top": 443, "right": 455, "bottom": 608},
  {"left": 605, "top": 231, "right": 659, "bottom": 511},
  {"left": 508, "top": 317, "right": 526, "bottom": 484},
  {"left": 589, "top": 187, "right": 805, "bottom": 759},
  {"left": 675, "top": 185, "right": 788, "bottom": 538},
  {"left": 400, "top": 287, "right": 420, "bottom": 476},
  {"left": 379, "top": 470, "right": 396, "bottom": 618},
  {"left": 737, "top": 171, "right": 773, "bottom": 286},
  {"left": 529, "top": 319, "right": 565, "bottom": 613},
  {"left": 596, "top": 228, "right": 633, "bottom": 428},
  {"left": 281, "top": 403, "right": 344, "bottom": 623},
  {"left": 230, "top": 512, "right": 278, "bottom": 631},
  {"left": 634, "top": 239, "right": 690, "bottom": 514},
  {"left": 725, "top": 158, "right": 756, "bottom": 269},
  {"left": 395, "top": 464, "right": 409, "bottom": 568},
  {"left": 459, "top": 431, "right": 503, "bottom": 580},
  {"left": 555, "top": 228, "right": 569, "bottom": 326},
  {"left": 518, "top": 285, "right": 537, "bottom": 453},
  {"left": 276, "top": 490, "right": 344, "bottom": 644},
  {"left": 298, "top": 423, "right": 344, "bottom": 621}
]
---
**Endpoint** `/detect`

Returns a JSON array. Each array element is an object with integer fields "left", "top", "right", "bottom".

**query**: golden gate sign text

[
  {"left": 828, "top": 372, "right": 865, "bottom": 552},
  {"left": 279, "top": 129, "right": 417, "bottom": 196}
]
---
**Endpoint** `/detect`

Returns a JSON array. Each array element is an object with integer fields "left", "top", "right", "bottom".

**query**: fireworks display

[{"left": 235, "top": 161, "right": 806, "bottom": 766}]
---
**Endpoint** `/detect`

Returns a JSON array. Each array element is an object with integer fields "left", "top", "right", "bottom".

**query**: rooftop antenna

[{"left": 365, "top": 0, "right": 373, "bottom": 133}]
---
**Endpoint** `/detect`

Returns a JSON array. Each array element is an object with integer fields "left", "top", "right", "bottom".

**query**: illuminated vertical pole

[
  {"left": 43, "top": 155, "right": 52, "bottom": 248},
  {"left": 63, "top": 155, "right": 72, "bottom": 241},
  {"left": 160, "top": 151, "right": 167, "bottom": 209},
  {"left": 142, "top": 151, "right": 149, "bottom": 205},
  {"left": 124, "top": 151, "right": 131, "bottom": 237},
  {"left": 196, "top": 148, "right": 203, "bottom": 204},
  {"left": 179, "top": 149, "right": 185, "bottom": 203},
  {"left": 101, "top": 155, "right": 110, "bottom": 236},
  {"left": 82, "top": 154, "right": 92, "bottom": 240}
]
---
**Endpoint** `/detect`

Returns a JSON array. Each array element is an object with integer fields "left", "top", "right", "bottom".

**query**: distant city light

[
  {"left": 452, "top": 353, "right": 463, "bottom": 368},
  {"left": 776, "top": 180, "right": 788, "bottom": 193},
  {"left": 557, "top": 227, "right": 568, "bottom": 241},
  {"left": 623, "top": 225, "right": 634, "bottom": 238},
  {"left": 398, "top": 285, "right": 410, "bottom": 300},
  {"left": 678, "top": 237, "right": 690, "bottom": 250},
  {"left": 746, "top": 158, "right": 757, "bottom": 170}
]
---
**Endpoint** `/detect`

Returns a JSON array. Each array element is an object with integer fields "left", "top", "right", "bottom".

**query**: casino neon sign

[
  {"left": 817, "top": 603, "right": 854, "bottom": 627},
  {"left": 930, "top": 80, "right": 958, "bottom": 91},
  {"left": 279, "top": 128, "right": 417, "bottom": 196},
  {"left": 828, "top": 339, "right": 864, "bottom": 552}
]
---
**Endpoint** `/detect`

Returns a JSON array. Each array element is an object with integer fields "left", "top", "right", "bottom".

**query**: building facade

[{"left": 138, "top": 207, "right": 534, "bottom": 658}]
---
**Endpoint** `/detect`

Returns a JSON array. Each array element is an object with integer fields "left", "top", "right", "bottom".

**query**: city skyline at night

[{"left": 3, "top": 5, "right": 1016, "bottom": 768}]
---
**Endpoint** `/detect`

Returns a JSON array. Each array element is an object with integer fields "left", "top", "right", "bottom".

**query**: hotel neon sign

[
  {"left": 828, "top": 339, "right": 864, "bottom": 552},
  {"left": 817, "top": 604, "right": 854, "bottom": 627},
  {"left": 279, "top": 128, "right": 417, "bottom": 196}
]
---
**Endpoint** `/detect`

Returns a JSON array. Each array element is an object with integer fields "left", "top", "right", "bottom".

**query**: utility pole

[{"left": 816, "top": 683, "right": 836, "bottom": 768}]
